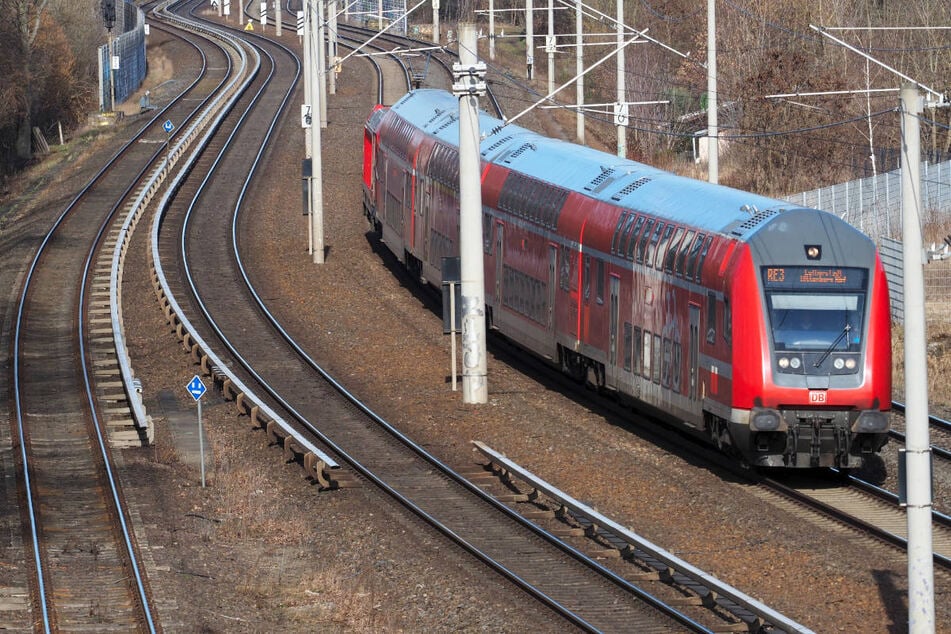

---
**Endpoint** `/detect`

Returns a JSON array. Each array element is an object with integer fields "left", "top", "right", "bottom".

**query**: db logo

[{"left": 809, "top": 390, "right": 827, "bottom": 404}]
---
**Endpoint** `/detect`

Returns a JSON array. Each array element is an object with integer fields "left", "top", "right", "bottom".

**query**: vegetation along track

[{"left": 4, "top": 4, "right": 260, "bottom": 631}]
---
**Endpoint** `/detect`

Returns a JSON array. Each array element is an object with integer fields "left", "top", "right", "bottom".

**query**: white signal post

[
  {"left": 706, "top": 0, "right": 718, "bottom": 184},
  {"left": 615, "top": 0, "right": 625, "bottom": 158},
  {"left": 900, "top": 82, "right": 935, "bottom": 634},
  {"left": 186, "top": 375, "right": 207, "bottom": 488},
  {"left": 575, "top": 0, "right": 583, "bottom": 143},
  {"left": 303, "top": 1, "right": 324, "bottom": 263},
  {"left": 454, "top": 24, "right": 488, "bottom": 404},
  {"left": 432, "top": 0, "right": 439, "bottom": 44},
  {"left": 525, "top": 0, "right": 534, "bottom": 79},
  {"left": 488, "top": 0, "right": 495, "bottom": 60},
  {"left": 546, "top": 0, "right": 554, "bottom": 95}
]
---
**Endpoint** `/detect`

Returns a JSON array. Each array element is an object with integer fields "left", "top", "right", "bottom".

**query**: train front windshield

[{"left": 761, "top": 266, "right": 868, "bottom": 352}]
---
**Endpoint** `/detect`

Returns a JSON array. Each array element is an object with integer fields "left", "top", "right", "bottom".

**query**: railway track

[
  {"left": 3, "top": 3, "right": 944, "bottom": 630},
  {"left": 3, "top": 1, "right": 263, "bottom": 629},
  {"left": 5, "top": 2, "right": 272, "bottom": 632},
  {"left": 135, "top": 7, "right": 818, "bottom": 631}
]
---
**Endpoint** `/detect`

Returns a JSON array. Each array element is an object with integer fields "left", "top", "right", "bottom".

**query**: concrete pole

[
  {"left": 547, "top": 0, "right": 554, "bottom": 96},
  {"left": 108, "top": 34, "right": 116, "bottom": 112},
  {"left": 706, "top": 0, "right": 718, "bottom": 184},
  {"left": 525, "top": 0, "right": 534, "bottom": 79},
  {"left": 328, "top": 0, "right": 337, "bottom": 95},
  {"left": 303, "top": 4, "right": 314, "bottom": 254},
  {"left": 454, "top": 23, "right": 488, "bottom": 403},
  {"left": 217, "top": 0, "right": 223, "bottom": 17},
  {"left": 318, "top": 0, "right": 328, "bottom": 127},
  {"left": 275, "top": 0, "right": 282, "bottom": 36},
  {"left": 310, "top": 1, "right": 325, "bottom": 264},
  {"left": 575, "top": 0, "right": 583, "bottom": 143},
  {"left": 432, "top": 0, "right": 439, "bottom": 44},
  {"left": 488, "top": 0, "right": 495, "bottom": 60},
  {"left": 616, "top": 0, "right": 625, "bottom": 158},
  {"left": 900, "top": 82, "right": 934, "bottom": 634}
]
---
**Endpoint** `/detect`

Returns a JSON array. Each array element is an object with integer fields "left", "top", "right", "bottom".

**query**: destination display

[{"left": 762, "top": 266, "right": 866, "bottom": 290}]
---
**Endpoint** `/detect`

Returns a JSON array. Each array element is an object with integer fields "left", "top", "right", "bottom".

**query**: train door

[
  {"left": 416, "top": 176, "right": 430, "bottom": 256},
  {"left": 689, "top": 303, "right": 700, "bottom": 401},
  {"left": 495, "top": 223, "right": 504, "bottom": 307},
  {"left": 548, "top": 245, "right": 557, "bottom": 331},
  {"left": 607, "top": 275, "right": 620, "bottom": 389}
]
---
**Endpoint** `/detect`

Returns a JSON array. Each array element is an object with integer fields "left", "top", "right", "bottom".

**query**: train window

[
  {"left": 685, "top": 233, "right": 705, "bottom": 280},
  {"left": 623, "top": 323, "right": 633, "bottom": 371},
  {"left": 765, "top": 291, "right": 866, "bottom": 353},
  {"left": 583, "top": 254, "right": 591, "bottom": 301},
  {"left": 633, "top": 326, "right": 642, "bottom": 376},
  {"left": 723, "top": 299, "right": 732, "bottom": 343},
  {"left": 654, "top": 224, "right": 676, "bottom": 270},
  {"left": 611, "top": 213, "right": 629, "bottom": 254},
  {"left": 661, "top": 337, "right": 672, "bottom": 388},
  {"left": 560, "top": 246, "right": 570, "bottom": 291},
  {"left": 652, "top": 334, "right": 662, "bottom": 384},
  {"left": 661, "top": 226, "right": 683, "bottom": 272},
  {"left": 671, "top": 342, "right": 682, "bottom": 393},
  {"left": 674, "top": 230, "right": 695, "bottom": 277},
  {"left": 695, "top": 236, "right": 713, "bottom": 283},
  {"left": 645, "top": 222, "right": 665, "bottom": 266},
  {"left": 642, "top": 330, "right": 652, "bottom": 379},
  {"left": 636, "top": 219, "right": 654, "bottom": 264},
  {"left": 617, "top": 214, "right": 636, "bottom": 256},
  {"left": 596, "top": 260, "right": 605, "bottom": 304},
  {"left": 625, "top": 216, "right": 646, "bottom": 260},
  {"left": 706, "top": 291, "right": 716, "bottom": 344}
]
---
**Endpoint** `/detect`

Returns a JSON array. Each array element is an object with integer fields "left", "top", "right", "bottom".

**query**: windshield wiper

[{"left": 814, "top": 323, "right": 851, "bottom": 368}]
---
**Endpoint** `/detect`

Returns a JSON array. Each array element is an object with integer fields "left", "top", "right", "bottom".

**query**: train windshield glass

[{"left": 761, "top": 266, "right": 867, "bottom": 352}]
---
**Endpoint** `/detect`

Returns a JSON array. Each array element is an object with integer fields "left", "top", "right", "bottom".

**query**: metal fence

[
  {"left": 98, "top": 1, "right": 147, "bottom": 111},
  {"left": 348, "top": 0, "right": 408, "bottom": 34},
  {"left": 785, "top": 159, "right": 951, "bottom": 324}
]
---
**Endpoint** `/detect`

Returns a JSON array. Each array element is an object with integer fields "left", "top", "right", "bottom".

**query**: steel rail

[
  {"left": 155, "top": 11, "right": 708, "bottom": 631},
  {"left": 9, "top": 24, "right": 222, "bottom": 634}
]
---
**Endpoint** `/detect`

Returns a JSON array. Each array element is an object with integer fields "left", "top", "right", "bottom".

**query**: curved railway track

[
  {"left": 6, "top": 7, "right": 254, "bottom": 632},
  {"left": 136, "top": 6, "right": 810, "bottom": 632},
  {"left": 3, "top": 2, "right": 945, "bottom": 631}
]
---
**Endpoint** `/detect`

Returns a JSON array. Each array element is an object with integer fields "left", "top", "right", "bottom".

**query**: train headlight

[
  {"left": 845, "top": 358, "right": 856, "bottom": 370},
  {"left": 778, "top": 357, "right": 789, "bottom": 369},
  {"left": 789, "top": 357, "right": 801, "bottom": 370},
  {"left": 751, "top": 408, "right": 785, "bottom": 432},
  {"left": 833, "top": 357, "right": 845, "bottom": 370}
]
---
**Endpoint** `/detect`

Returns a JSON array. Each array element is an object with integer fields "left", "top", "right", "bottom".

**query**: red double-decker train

[{"left": 362, "top": 89, "right": 891, "bottom": 469}]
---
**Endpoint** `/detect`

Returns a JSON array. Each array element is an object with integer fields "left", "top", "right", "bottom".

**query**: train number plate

[{"left": 809, "top": 390, "right": 827, "bottom": 404}]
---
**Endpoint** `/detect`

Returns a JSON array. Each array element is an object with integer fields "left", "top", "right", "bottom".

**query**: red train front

[{"left": 362, "top": 89, "right": 891, "bottom": 470}]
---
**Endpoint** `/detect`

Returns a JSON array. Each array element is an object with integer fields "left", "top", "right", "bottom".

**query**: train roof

[{"left": 387, "top": 89, "right": 808, "bottom": 240}]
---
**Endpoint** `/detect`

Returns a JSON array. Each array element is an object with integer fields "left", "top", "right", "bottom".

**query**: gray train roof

[{"left": 389, "top": 89, "right": 812, "bottom": 240}]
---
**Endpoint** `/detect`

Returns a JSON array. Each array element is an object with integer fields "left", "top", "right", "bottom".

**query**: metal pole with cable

[
  {"left": 900, "top": 82, "right": 934, "bottom": 634},
  {"left": 706, "top": 0, "right": 718, "bottom": 184},
  {"left": 454, "top": 23, "right": 488, "bottom": 404}
]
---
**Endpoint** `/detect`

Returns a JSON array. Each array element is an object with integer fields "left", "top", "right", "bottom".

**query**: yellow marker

[{"left": 245, "top": 20, "right": 254, "bottom": 31}]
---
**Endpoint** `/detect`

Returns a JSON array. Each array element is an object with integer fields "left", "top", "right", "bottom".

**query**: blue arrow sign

[
  {"left": 187, "top": 375, "right": 206, "bottom": 401},
  {"left": 163, "top": 119, "right": 174, "bottom": 133}
]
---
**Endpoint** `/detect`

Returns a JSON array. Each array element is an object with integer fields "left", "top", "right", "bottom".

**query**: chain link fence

[
  {"left": 98, "top": 1, "right": 147, "bottom": 111},
  {"left": 349, "top": 0, "right": 408, "bottom": 34},
  {"left": 785, "top": 159, "right": 951, "bottom": 324}
]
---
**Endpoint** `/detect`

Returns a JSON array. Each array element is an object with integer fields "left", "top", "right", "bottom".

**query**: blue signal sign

[
  {"left": 187, "top": 375, "right": 206, "bottom": 401},
  {"left": 163, "top": 119, "right": 174, "bottom": 133}
]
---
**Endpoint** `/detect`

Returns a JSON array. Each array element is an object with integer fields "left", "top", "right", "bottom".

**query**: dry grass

[{"left": 891, "top": 319, "right": 951, "bottom": 417}]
